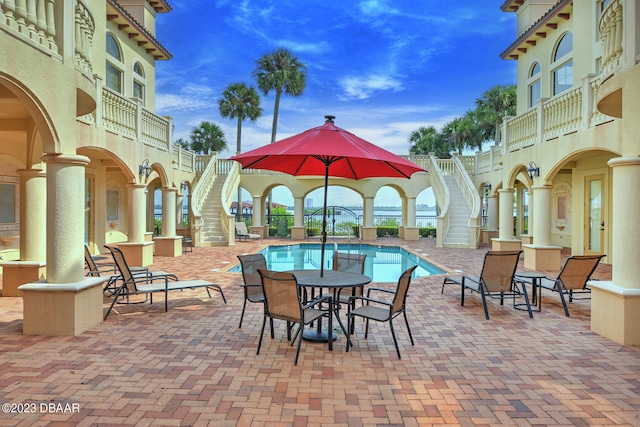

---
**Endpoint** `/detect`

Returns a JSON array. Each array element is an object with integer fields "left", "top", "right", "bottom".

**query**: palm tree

[
  {"left": 253, "top": 47, "right": 307, "bottom": 143},
  {"left": 253, "top": 48, "right": 307, "bottom": 220},
  {"left": 408, "top": 126, "right": 450, "bottom": 159},
  {"left": 475, "top": 84, "right": 516, "bottom": 144},
  {"left": 189, "top": 121, "right": 227, "bottom": 154},
  {"left": 218, "top": 82, "right": 262, "bottom": 215}
]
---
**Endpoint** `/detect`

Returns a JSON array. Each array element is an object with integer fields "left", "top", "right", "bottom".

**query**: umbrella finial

[{"left": 324, "top": 115, "right": 335, "bottom": 123}]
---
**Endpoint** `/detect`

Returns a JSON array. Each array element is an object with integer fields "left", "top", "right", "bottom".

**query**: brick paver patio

[{"left": 0, "top": 238, "right": 638, "bottom": 426}]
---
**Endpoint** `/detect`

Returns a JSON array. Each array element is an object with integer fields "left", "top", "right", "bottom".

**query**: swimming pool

[{"left": 230, "top": 243, "right": 445, "bottom": 282}]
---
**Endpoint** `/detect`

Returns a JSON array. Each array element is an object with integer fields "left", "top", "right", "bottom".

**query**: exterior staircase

[
  {"left": 198, "top": 173, "right": 228, "bottom": 246},
  {"left": 442, "top": 175, "right": 472, "bottom": 248}
]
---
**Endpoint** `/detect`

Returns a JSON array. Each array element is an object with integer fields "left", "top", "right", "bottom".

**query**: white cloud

[
  {"left": 155, "top": 93, "right": 214, "bottom": 112},
  {"left": 338, "top": 74, "right": 403, "bottom": 100}
]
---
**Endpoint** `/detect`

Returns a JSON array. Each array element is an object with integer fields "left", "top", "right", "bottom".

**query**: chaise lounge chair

[
  {"left": 103, "top": 246, "right": 226, "bottom": 319},
  {"left": 84, "top": 245, "right": 147, "bottom": 295},
  {"left": 236, "top": 221, "right": 261, "bottom": 241},
  {"left": 516, "top": 254, "right": 604, "bottom": 317},
  {"left": 441, "top": 250, "right": 533, "bottom": 320}
]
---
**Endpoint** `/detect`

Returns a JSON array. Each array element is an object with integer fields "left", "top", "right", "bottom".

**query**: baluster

[
  {"left": 4, "top": 0, "right": 16, "bottom": 22},
  {"left": 26, "top": 0, "right": 36, "bottom": 33},
  {"left": 35, "top": 0, "right": 45, "bottom": 38},
  {"left": 14, "top": 0, "right": 25, "bottom": 25},
  {"left": 614, "top": 3, "right": 623, "bottom": 58},
  {"left": 45, "top": 0, "right": 55, "bottom": 49}
]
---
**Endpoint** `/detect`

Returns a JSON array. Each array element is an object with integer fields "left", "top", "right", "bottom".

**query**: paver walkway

[{"left": 0, "top": 238, "right": 638, "bottom": 426}]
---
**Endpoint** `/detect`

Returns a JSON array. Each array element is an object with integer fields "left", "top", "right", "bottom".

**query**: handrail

[
  {"left": 220, "top": 161, "right": 240, "bottom": 243},
  {"left": 191, "top": 153, "right": 218, "bottom": 226},
  {"left": 452, "top": 155, "right": 481, "bottom": 248},
  {"left": 429, "top": 155, "right": 449, "bottom": 248}
]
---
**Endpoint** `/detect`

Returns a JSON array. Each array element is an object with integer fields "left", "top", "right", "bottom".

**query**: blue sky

[{"left": 156, "top": 1, "right": 517, "bottom": 207}]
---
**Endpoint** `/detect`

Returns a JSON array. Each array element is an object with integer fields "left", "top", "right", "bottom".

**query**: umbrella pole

[{"left": 320, "top": 164, "right": 329, "bottom": 277}]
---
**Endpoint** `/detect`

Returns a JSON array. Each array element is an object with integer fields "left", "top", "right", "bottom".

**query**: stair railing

[
  {"left": 191, "top": 153, "right": 218, "bottom": 235},
  {"left": 220, "top": 161, "right": 240, "bottom": 244},
  {"left": 429, "top": 155, "right": 450, "bottom": 248},
  {"left": 452, "top": 154, "right": 481, "bottom": 248}
]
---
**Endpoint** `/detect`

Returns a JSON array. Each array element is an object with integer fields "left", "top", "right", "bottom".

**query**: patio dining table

[{"left": 288, "top": 269, "right": 371, "bottom": 343}]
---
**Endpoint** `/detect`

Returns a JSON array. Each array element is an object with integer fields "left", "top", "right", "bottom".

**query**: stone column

[
  {"left": 154, "top": 187, "right": 181, "bottom": 257},
  {"left": 290, "top": 196, "right": 306, "bottom": 240},
  {"left": 591, "top": 157, "right": 640, "bottom": 345},
  {"left": 127, "top": 184, "right": 147, "bottom": 242},
  {"left": 487, "top": 195, "right": 498, "bottom": 231},
  {"left": 531, "top": 185, "right": 551, "bottom": 246},
  {"left": 608, "top": 157, "right": 640, "bottom": 287},
  {"left": 43, "top": 153, "right": 89, "bottom": 284},
  {"left": 19, "top": 154, "right": 104, "bottom": 336},
  {"left": 0, "top": 169, "right": 47, "bottom": 297},
  {"left": 491, "top": 188, "right": 521, "bottom": 251},
  {"left": 117, "top": 184, "right": 154, "bottom": 266},
  {"left": 482, "top": 194, "right": 500, "bottom": 245},
  {"left": 161, "top": 187, "right": 177, "bottom": 237},
  {"left": 18, "top": 168, "right": 46, "bottom": 261},
  {"left": 176, "top": 189, "right": 184, "bottom": 229},
  {"left": 251, "top": 195, "right": 264, "bottom": 237},
  {"left": 361, "top": 196, "right": 376, "bottom": 241},
  {"left": 523, "top": 185, "right": 561, "bottom": 270},
  {"left": 498, "top": 189, "right": 514, "bottom": 241},
  {"left": 403, "top": 197, "right": 419, "bottom": 240}
]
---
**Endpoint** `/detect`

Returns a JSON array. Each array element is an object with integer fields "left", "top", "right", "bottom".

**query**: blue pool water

[{"left": 230, "top": 243, "right": 445, "bottom": 282}]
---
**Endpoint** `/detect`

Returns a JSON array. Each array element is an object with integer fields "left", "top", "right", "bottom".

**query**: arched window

[
  {"left": 552, "top": 32, "right": 573, "bottom": 95},
  {"left": 133, "top": 62, "right": 145, "bottom": 104},
  {"left": 106, "top": 33, "right": 123, "bottom": 93},
  {"left": 528, "top": 62, "right": 541, "bottom": 108}
]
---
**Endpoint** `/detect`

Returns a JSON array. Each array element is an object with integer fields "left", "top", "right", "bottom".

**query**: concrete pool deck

[{"left": 1, "top": 237, "right": 638, "bottom": 426}]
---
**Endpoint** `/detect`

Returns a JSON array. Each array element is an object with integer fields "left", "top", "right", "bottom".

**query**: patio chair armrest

[
  {"left": 303, "top": 294, "right": 332, "bottom": 310},
  {"left": 365, "top": 287, "right": 395, "bottom": 297},
  {"left": 348, "top": 295, "right": 392, "bottom": 308},
  {"left": 129, "top": 274, "right": 169, "bottom": 287}
]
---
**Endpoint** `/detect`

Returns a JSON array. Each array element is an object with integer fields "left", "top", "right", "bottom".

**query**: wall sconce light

[
  {"left": 527, "top": 161, "right": 540, "bottom": 180},
  {"left": 139, "top": 159, "right": 151, "bottom": 180},
  {"left": 483, "top": 182, "right": 492, "bottom": 191}
]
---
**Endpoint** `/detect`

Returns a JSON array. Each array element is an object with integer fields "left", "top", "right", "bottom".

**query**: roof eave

[{"left": 500, "top": 0, "right": 573, "bottom": 61}]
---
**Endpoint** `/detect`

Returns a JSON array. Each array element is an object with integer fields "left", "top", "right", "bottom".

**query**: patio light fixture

[
  {"left": 180, "top": 181, "right": 188, "bottom": 191},
  {"left": 483, "top": 182, "right": 492, "bottom": 191},
  {"left": 139, "top": 159, "right": 151, "bottom": 180},
  {"left": 527, "top": 161, "right": 540, "bottom": 180}
]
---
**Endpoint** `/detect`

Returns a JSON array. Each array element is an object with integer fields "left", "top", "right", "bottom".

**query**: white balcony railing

[
  {"left": 0, "top": 0, "right": 59, "bottom": 55},
  {"left": 600, "top": 0, "right": 624, "bottom": 78}
]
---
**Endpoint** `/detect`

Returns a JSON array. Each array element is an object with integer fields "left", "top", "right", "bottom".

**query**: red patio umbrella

[{"left": 231, "top": 115, "right": 426, "bottom": 275}]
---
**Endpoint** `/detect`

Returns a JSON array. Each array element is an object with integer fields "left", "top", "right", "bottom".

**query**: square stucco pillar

[{"left": 19, "top": 278, "right": 105, "bottom": 336}]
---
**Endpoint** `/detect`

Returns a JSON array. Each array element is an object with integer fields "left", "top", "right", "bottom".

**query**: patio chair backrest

[
  {"left": 391, "top": 265, "right": 418, "bottom": 315},
  {"left": 236, "top": 222, "right": 249, "bottom": 235},
  {"left": 84, "top": 245, "right": 100, "bottom": 276},
  {"left": 106, "top": 246, "right": 136, "bottom": 291},
  {"left": 480, "top": 251, "right": 522, "bottom": 293},
  {"left": 332, "top": 252, "right": 366, "bottom": 274},
  {"left": 238, "top": 254, "right": 267, "bottom": 299},
  {"left": 557, "top": 255, "right": 604, "bottom": 291},
  {"left": 258, "top": 269, "right": 302, "bottom": 323}
]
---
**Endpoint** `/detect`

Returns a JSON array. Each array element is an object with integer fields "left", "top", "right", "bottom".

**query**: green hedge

[{"left": 419, "top": 227, "right": 437, "bottom": 238}]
